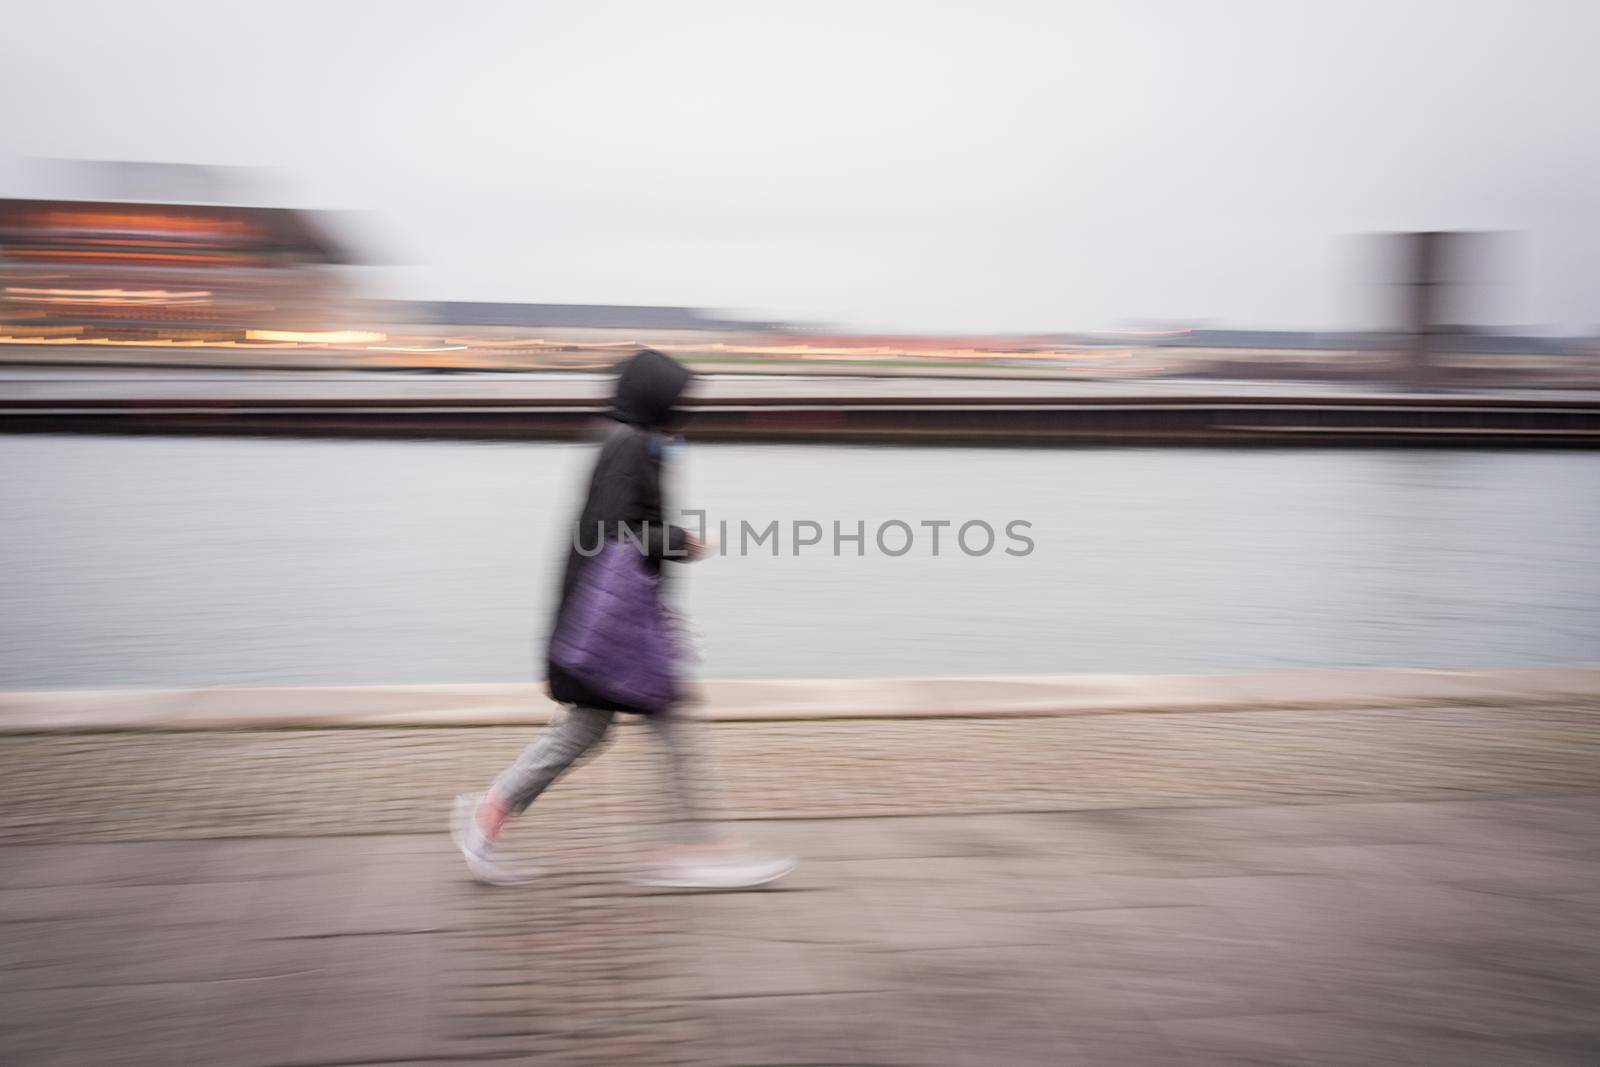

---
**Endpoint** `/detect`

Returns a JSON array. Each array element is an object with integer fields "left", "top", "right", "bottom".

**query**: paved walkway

[{"left": 2, "top": 702, "right": 1598, "bottom": 1064}]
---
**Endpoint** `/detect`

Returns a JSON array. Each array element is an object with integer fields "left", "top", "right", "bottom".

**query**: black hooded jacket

[{"left": 545, "top": 349, "right": 693, "bottom": 714}]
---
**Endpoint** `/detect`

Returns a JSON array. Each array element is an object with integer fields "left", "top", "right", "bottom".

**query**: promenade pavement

[{"left": 2, "top": 696, "right": 1598, "bottom": 1065}]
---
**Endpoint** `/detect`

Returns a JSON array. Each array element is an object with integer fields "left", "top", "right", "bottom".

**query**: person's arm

[
  {"left": 617, "top": 431, "right": 698, "bottom": 561},
  {"left": 641, "top": 518, "right": 694, "bottom": 560}
]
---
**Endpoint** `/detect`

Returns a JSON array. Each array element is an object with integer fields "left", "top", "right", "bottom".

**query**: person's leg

[
  {"left": 641, "top": 710, "right": 725, "bottom": 846},
  {"left": 635, "top": 711, "right": 797, "bottom": 887},
  {"left": 477, "top": 706, "right": 615, "bottom": 841}
]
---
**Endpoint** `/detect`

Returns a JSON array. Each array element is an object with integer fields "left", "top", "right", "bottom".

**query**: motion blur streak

[{"left": 2, "top": 3, "right": 1599, "bottom": 1065}]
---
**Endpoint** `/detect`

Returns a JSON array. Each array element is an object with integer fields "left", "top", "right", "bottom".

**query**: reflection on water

[{"left": 1, "top": 434, "right": 1596, "bottom": 689}]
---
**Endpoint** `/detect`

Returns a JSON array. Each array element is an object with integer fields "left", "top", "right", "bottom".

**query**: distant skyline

[{"left": 4, "top": 0, "right": 1598, "bottom": 334}]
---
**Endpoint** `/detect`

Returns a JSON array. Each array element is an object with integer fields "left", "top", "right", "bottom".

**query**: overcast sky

[{"left": 3, "top": 0, "right": 1597, "bottom": 333}]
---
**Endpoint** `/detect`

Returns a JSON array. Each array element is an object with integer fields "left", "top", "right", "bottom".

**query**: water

[{"left": 1, "top": 434, "right": 1597, "bottom": 689}]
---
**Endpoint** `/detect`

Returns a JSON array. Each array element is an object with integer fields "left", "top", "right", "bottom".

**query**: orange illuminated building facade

[{"left": 0, "top": 198, "right": 355, "bottom": 340}]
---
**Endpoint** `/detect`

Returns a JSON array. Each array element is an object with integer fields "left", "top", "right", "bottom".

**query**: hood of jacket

[{"left": 611, "top": 348, "right": 691, "bottom": 429}]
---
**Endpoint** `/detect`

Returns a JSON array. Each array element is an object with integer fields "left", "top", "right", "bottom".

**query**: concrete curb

[{"left": 0, "top": 666, "right": 1596, "bottom": 733}]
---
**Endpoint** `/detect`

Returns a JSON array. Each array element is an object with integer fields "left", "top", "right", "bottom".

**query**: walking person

[{"left": 452, "top": 349, "right": 794, "bottom": 889}]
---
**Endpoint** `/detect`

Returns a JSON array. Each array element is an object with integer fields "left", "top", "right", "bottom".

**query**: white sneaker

[
  {"left": 450, "top": 793, "right": 532, "bottom": 886},
  {"left": 636, "top": 854, "right": 797, "bottom": 890}
]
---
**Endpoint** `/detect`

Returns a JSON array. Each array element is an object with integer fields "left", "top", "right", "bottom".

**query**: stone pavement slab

[
  {"left": 0, "top": 702, "right": 1598, "bottom": 1064},
  {"left": 2, "top": 799, "right": 1596, "bottom": 1064},
  {"left": 0, "top": 701, "right": 1597, "bottom": 845}
]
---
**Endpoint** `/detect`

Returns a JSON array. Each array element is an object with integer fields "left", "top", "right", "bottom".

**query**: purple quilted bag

[{"left": 549, "top": 540, "right": 681, "bottom": 713}]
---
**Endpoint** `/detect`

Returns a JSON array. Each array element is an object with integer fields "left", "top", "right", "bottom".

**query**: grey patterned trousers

[{"left": 490, "top": 706, "right": 718, "bottom": 843}]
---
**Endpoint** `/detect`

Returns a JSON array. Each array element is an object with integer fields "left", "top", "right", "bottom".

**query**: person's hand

[{"left": 685, "top": 533, "right": 715, "bottom": 561}]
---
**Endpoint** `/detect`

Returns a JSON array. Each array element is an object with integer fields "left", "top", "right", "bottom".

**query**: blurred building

[
  {"left": 367, "top": 301, "right": 784, "bottom": 347},
  {"left": 0, "top": 161, "right": 360, "bottom": 342},
  {"left": 404, "top": 301, "right": 775, "bottom": 333}
]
